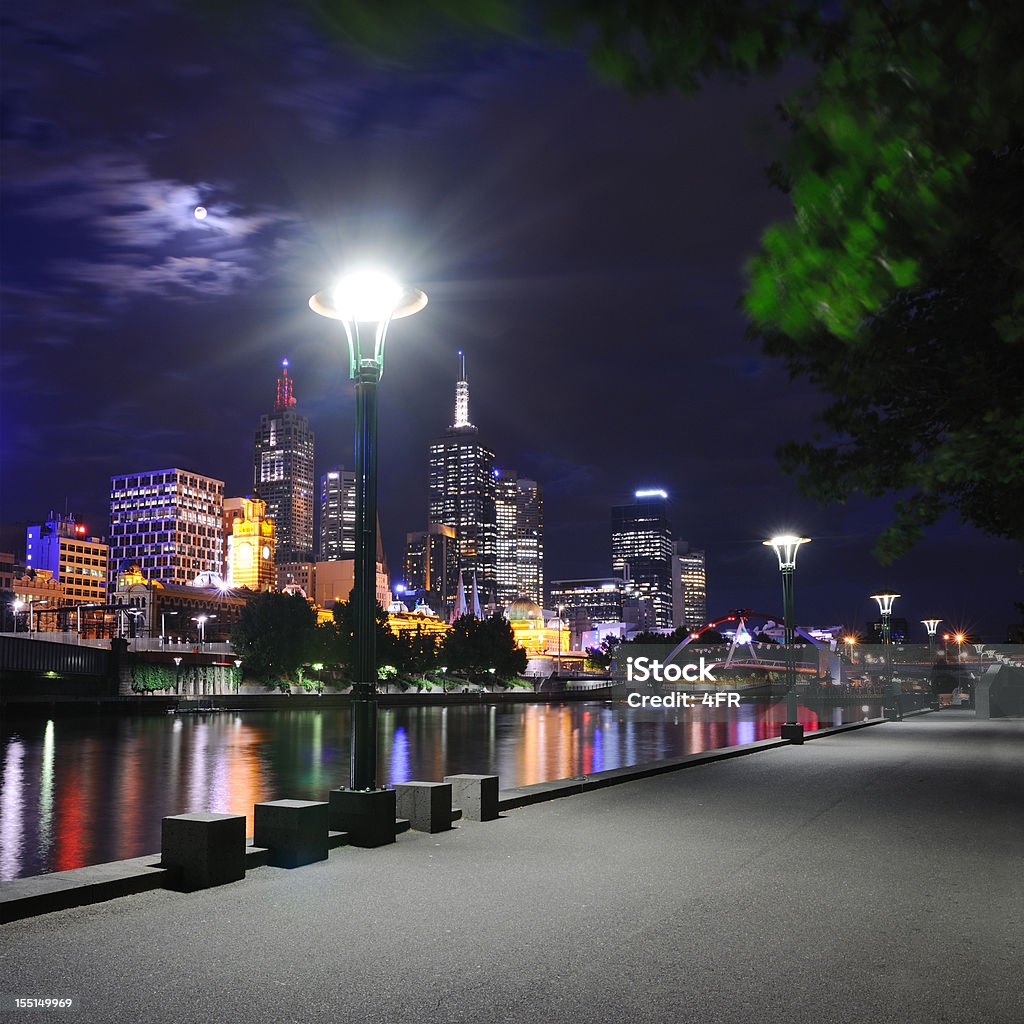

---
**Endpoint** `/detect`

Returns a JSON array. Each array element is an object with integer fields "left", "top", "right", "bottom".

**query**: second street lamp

[
  {"left": 871, "top": 591, "right": 901, "bottom": 720},
  {"left": 922, "top": 618, "right": 941, "bottom": 656},
  {"left": 310, "top": 268, "right": 427, "bottom": 845},
  {"left": 763, "top": 534, "right": 811, "bottom": 744}
]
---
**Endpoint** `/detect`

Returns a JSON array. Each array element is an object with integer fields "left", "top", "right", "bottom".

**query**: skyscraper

[
  {"left": 253, "top": 359, "right": 315, "bottom": 563},
  {"left": 108, "top": 468, "right": 224, "bottom": 588},
  {"left": 672, "top": 541, "right": 708, "bottom": 629},
  {"left": 611, "top": 489, "right": 675, "bottom": 629},
  {"left": 494, "top": 468, "right": 519, "bottom": 606},
  {"left": 319, "top": 467, "right": 356, "bottom": 560},
  {"left": 402, "top": 523, "right": 457, "bottom": 604},
  {"left": 428, "top": 352, "right": 497, "bottom": 603},
  {"left": 515, "top": 477, "right": 543, "bottom": 605}
]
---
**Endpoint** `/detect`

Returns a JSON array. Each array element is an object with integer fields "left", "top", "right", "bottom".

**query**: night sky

[{"left": 1, "top": 1, "right": 1020, "bottom": 639}]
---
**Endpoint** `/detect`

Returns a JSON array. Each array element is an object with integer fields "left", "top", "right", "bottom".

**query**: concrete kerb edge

[{"left": 3, "top": 713, "right": 908, "bottom": 923}]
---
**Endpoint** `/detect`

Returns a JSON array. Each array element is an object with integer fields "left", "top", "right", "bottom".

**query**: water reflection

[{"left": 0, "top": 699, "right": 888, "bottom": 881}]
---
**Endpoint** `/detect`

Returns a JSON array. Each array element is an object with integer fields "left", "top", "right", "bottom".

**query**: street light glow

[
  {"left": 870, "top": 591, "right": 901, "bottom": 615},
  {"left": 331, "top": 269, "right": 403, "bottom": 322},
  {"left": 763, "top": 534, "right": 811, "bottom": 571}
]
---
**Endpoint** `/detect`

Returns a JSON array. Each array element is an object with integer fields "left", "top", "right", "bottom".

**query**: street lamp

[
  {"left": 173, "top": 656, "right": 183, "bottom": 695},
  {"left": 310, "top": 267, "right": 427, "bottom": 840},
  {"left": 556, "top": 603, "right": 566, "bottom": 677},
  {"left": 763, "top": 534, "right": 811, "bottom": 743},
  {"left": 12, "top": 599, "right": 24, "bottom": 633},
  {"left": 921, "top": 618, "right": 941, "bottom": 656},
  {"left": 870, "top": 591, "right": 901, "bottom": 720},
  {"left": 192, "top": 614, "right": 215, "bottom": 645},
  {"left": 161, "top": 610, "right": 179, "bottom": 644}
]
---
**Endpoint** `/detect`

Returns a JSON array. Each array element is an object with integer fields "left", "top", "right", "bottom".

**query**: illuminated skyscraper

[
  {"left": 319, "top": 467, "right": 356, "bottom": 560},
  {"left": 403, "top": 523, "right": 457, "bottom": 604},
  {"left": 109, "top": 468, "right": 224, "bottom": 588},
  {"left": 672, "top": 542, "right": 707, "bottom": 629},
  {"left": 253, "top": 360, "right": 315, "bottom": 563},
  {"left": 611, "top": 490, "right": 675, "bottom": 629},
  {"left": 515, "top": 477, "right": 543, "bottom": 605},
  {"left": 428, "top": 352, "right": 497, "bottom": 603}
]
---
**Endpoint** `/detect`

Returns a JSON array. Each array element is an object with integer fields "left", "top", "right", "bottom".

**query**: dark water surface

[{"left": 0, "top": 699, "right": 885, "bottom": 880}]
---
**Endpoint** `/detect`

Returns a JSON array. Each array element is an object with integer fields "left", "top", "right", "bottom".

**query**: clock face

[
  {"left": 261, "top": 545, "right": 271, "bottom": 560},
  {"left": 236, "top": 542, "right": 253, "bottom": 569}
]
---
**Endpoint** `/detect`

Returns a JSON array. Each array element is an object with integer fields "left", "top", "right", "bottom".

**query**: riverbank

[{"left": 2, "top": 709, "right": 1020, "bottom": 1023}]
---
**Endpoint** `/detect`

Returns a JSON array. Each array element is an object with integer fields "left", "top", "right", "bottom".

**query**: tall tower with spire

[
  {"left": 428, "top": 351, "right": 497, "bottom": 606},
  {"left": 253, "top": 359, "right": 315, "bottom": 564}
]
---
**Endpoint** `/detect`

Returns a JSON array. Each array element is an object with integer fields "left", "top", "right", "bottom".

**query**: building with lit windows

[
  {"left": 515, "top": 477, "right": 544, "bottom": 606},
  {"left": 611, "top": 490, "right": 675, "bottom": 629},
  {"left": 672, "top": 542, "right": 707, "bottom": 629},
  {"left": 225, "top": 496, "right": 276, "bottom": 590},
  {"left": 25, "top": 513, "right": 108, "bottom": 604},
  {"left": 494, "top": 469, "right": 519, "bottom": 606},
  {"left": 254, "top": 360, "right": 315, "bottom": 563},
  {"left": 428, "top": 353, "right": 498, "bottom": 602},
  {"left": 319, "top": 467, "right": 356, "bottom": 560},
  {"left": 505, "top": 598, "right": 570, "bottom": 659},
  {"left": 403, "top": 523, "right": 457, "bottom": 609},
  {"left": 109, "top": 468, "right": 224, "bottom": 590}
]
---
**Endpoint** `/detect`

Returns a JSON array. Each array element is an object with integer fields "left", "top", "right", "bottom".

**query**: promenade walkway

[{"left": 2, "top": 711, "right": 1021, "bottom": 1024}]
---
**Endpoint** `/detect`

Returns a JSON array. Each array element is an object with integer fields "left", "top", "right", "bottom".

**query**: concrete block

[
  {"left": 444, "top": 774, "right": 499, "bottom": 821},
  {"left": 780, "top": 723, "right": 804, "bottom": 744},
  {"left": 329, "top": 788, "right": 396, "bottom": 847},
  {"left": 395, "top": 782, "right": 452, "bottom": 833},
  {"left": 161, "top": 812, "right": 246, "bottom": 891},
  {"left": 254, "top": 799, "right": 329, "bottom": 868}
]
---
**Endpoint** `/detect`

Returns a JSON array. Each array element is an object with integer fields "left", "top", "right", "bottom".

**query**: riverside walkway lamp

[
  {"left": 763, "top": 535, "right": 810, "bottom": 743},
  {"left": 922, "top": 618, "right": 941, "bottom": 656},
  {"left": 310, "top": 270, "right": 427, "bottom": 807},
  {"left": 871, "top": 591, "right": 901, "bottom": 720}
]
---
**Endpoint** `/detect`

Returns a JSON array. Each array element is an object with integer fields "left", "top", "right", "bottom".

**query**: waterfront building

[
  {"left": 504, "top": 597, "right": 570, "bottom": 657},
  {"left": 314, "top": 558, "right": 390, "bottom": 611},
  {"left": 253, "top": 359, "right": 315, "bottom": 563},
  {"left": 0, "top": 551, "right": 14, "bottom": 592},
  {"left": 611, "top": 490, "right": 675, "bottom": 629},
  {"left": 428, "top": 353, "right": 497, "bottom": 603},
  {"left": 319, "top": 467, "right": 356, "bottom": 560},
  {"left": 10, "top": 569, "right": 65, "bottom": 631},
  {"left": 109, "top": 468, "right": 224, "bottom": 590},
  {"left": 672, "top": 542, "right": 708, "bottom": 629},
  {"left": 549, "top": 577, "right": 628, "bottom": 625},
  {"left": 386, "top": 602, "right": 451, "bottom": 640},
  {"left": 225, "top": 496, "right": 276, "bottom": 591},
  {"left": 25, "top": 513, "right": 108, "bottom": 604}
]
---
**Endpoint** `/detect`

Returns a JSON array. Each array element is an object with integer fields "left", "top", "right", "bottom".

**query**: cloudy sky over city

[{"left": 1, "top": 0, "right": 1019, "bottom": 636}]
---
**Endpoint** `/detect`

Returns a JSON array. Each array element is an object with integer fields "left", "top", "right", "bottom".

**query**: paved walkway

[{"left": 2, "top": 711, "right": 1022, "bottom": 1024}]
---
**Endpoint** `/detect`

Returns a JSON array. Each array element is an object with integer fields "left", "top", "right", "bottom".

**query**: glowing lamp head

[
  {"left": 843, "top": 635, "right": 857, "bottom": 646},
  {"left": 763, "top": 534, "right": 811, "bottom": 570},
  {"left": 870, "top": 591, "right": 901, "bottom": 615},
  {"left": 921, "top": 618, "right": 941, "bottom": 636},
  {"left": 954, "top": 632, "right": 966, "bottom": 644},
  {"left": 330, "top": 270, "right": 405, "bottom": 322}
]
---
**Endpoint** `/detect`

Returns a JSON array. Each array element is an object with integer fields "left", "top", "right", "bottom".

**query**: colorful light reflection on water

[{"left": 0, "top": 699, "right": 882, "bottom": 881}]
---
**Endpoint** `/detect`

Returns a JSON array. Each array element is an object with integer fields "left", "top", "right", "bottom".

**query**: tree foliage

[
  {"left": 231, "top": 591, "right": 318, "bottom": 681},
  {"left": 440, "top": 613, "right": 528, "bottom": 678}
]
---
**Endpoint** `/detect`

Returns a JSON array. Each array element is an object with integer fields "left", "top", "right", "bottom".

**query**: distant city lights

[{"left": 635, "top": 488, "right": 668, "bottom": 500}]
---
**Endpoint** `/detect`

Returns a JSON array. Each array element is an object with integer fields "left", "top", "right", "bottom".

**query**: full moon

[{"left": 193, "top": 206, "right": 207, "bottom": 220}]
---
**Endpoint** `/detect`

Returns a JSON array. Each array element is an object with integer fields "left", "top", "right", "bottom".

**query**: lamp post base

[
  {"left": 780, "top": 723, "right": 805, "bottom": 744},
  {"left": 328, "top": 788, "right": 396, "bottom": 848}
]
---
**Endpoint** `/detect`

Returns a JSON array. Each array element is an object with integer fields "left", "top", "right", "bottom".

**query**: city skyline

[{"left": 1, "top": 1, "right": 1020, "bottom": 637}]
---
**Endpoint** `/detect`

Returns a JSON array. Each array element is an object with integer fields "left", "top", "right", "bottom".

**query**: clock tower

[{"left": 226, "top": 496, "right": 276, "bottom": 590}]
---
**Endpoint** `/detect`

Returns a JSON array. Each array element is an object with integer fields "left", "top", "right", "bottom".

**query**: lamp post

[
  {"left": 870, "top": 591, "right": 901, "bottom": 720},
  {"left": 310, "top": 268, "right": 427, "bottom": 814},
  {"left": 922, "top": 618, "right": 941, "bottom": 656},
  {"left": 556, "top": 604, "right": 565, "bottom": 677},
  {"left": 192, "top": 614, "right": 215, "bottom": 646},
  {"left": 161, "top": 610, "right": 179, "bottom": 645},
  {"left": 173, "top": 656, "right": 183, "bottom": 695},
  {"left": 763, "top": 535, "right": 811, "bottom": 743},
  {"left": 12, "top": 599, "right": 24, "bottom": 633}
]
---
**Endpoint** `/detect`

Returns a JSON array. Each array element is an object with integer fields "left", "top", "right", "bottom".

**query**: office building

[
  {"left": 25, "top": 513, "right": 108, "bottom": 604},
  {"left": 428, "top": 353, "right": 497, "bottom": 602},
  {"left": 403, "top": 523, "right": 457, "bottom": 606},
  {"left": 254, "top": 359, "right": 315, "bottom": 563},
  {"left": 319, "top": 467, "right": 356, "bottom": 560},
  {"left": 611, "top": 489, "right": 675, "bottom": 629},
  {"left": 672, "top": 542, "right": 707, "bottom": 629},
  {"left": 515, "top": 477, "right": 544, "bottom": 606},
  {"left": 109, "top": 468, "right": 224, "bottom": 588}
]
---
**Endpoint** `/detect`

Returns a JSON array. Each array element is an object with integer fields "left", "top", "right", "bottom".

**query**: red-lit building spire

[{"left": 275, "top": 358, "right": 297, "bottom": 411}]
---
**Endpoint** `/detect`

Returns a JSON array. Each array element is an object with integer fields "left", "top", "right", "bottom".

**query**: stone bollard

[
  {"left": 161, "top": 812, "right": 246, "bottom": 891},
  {"left": 395, "top": 782, "right": 452, "bottom": 834},
  {"left": 329, "top": 788, "right": 396, "bottom": 848},
  {"left": 443, "top": 774, "right": 499, "bottom": 822},
  {"left": 254, "top": 799, "right": 329, "bottom": 868}
]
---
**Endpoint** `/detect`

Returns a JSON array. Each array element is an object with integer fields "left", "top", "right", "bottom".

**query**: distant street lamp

[
  {"left": 921, "top": 618, "right": 941, "bottom": 656},
  {"left": 192, "top": 614, "right": 215, "bottom": 646},
  {"left": 871, "top": 591, "right": 901, "bottom": 720},
  {"left": 310, "top": 268, "right": 427, "bottom": 805},
  {"left": 173, "top": 656, "right": 183, "bottom": 695},
  {"left": 556, "top": 603, "right": 566, "bottom": 677},
  {"left": 763, "top": 535, "right": 811, "bottom": 743},
  {"left": 12, "top": 599, "right": 24, "bottom": 633},
  {"left": 842, "top": 635, "right": 858, "bottom": 663},
  {"left": 161, "top": 610, "right": 179, "bottom": 644}
]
